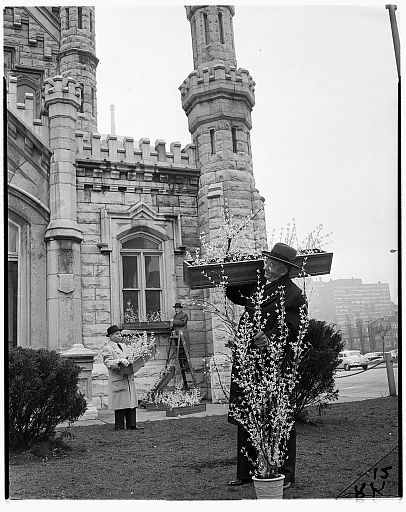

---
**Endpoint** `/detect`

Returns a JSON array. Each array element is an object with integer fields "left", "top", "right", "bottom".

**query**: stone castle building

[{"left": 5, "top": 6, "right": 267, "bottom": 409}]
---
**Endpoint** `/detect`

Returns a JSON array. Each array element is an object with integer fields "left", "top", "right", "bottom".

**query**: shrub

[
  {"left": 9, "top": 347, "right": 87, "bottom": 450},
  {"left": 292, "top": 319, "right": 344, "bottom": 419}
]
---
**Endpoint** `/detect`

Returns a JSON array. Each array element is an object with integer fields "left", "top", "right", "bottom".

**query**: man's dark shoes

[
  {"left": 128, "top": 426, "right": 144, "bottom": 430},
  {"left": 227, "top": 478, "right": 252, "bottom": 486}
]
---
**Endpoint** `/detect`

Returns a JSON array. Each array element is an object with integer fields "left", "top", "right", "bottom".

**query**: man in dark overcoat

[{"left": 225, "top": 243, "right": 307, "bottom": 488}]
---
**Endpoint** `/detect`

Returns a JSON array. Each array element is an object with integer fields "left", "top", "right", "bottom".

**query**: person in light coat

[{"left": 102, "top": 324, "right": 143, "bottom": 430}]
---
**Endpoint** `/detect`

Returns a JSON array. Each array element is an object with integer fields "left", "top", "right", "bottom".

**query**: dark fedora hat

[
  {"left": 106, "top": 324, "right": 122, "bottom": 337},
  {"left": 173, "top": 302, "right": 183, "bottom": 308},
  {"left": 262, "top": 243, "right": 300, "bottom": 269}
]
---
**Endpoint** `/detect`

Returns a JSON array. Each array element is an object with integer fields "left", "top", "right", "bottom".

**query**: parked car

[
  {"left": 337, "top": 350, "right": 369, "bottom": 371},
  {"left": 390, "top": 349, "right": 398, "bottom": 362},
  {"left": 364, "top": 352, "right": 385, "bottom": 365}
]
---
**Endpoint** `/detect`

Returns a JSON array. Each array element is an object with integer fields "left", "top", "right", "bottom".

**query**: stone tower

[
  {"left": 180, "top": 5, "right": 267, "bottom": 385},
  {"left": 58, "top": 6, "right": 98, "bottom": 136},
  {"left": 180, "top": 5, "right": 266, "bottom": 243}
]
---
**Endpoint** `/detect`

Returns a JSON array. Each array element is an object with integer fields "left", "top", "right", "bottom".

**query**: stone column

[{"left": 44, "top": 76, "right": 83, "bottom": 353}]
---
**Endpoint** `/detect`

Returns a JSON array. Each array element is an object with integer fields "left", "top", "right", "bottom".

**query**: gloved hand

[
  {"left": 119, "top": 358, "right": 130, "bottom": 367},
  {"left": 253, "top": 330, "right": 269, "bottom": 349}
]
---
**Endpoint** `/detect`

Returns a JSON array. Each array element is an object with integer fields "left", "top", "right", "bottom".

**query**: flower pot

[
  {"left": 183, "top": 259, "right": 264, "bottom": 290},
  {"left": 252, "top": 475, "right": 285, "bottom": 499},
  {"left": 165, "top": 403, "right": 207, "bottom": 417},
  {"left": 290, "top": 252, "right": 333, "bottom": 278}
]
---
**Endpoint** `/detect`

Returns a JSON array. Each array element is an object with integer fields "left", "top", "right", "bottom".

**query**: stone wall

[
  {"left": 75, "top": 135, "right": 212, "bottom": 400},
  {"left": 3, "top": 7, "right": 59, "bottom": 80}
]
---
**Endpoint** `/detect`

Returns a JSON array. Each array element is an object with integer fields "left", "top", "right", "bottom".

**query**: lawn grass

[{"left": 8, "top": 397, "right": 400, "bottom": 500}]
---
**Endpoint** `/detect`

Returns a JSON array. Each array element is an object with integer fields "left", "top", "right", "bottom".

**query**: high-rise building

[{"left": 305, "top": 277, "right": 397, "bottom": 350}]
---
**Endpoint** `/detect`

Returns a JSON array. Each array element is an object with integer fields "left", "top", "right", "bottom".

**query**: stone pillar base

[{"left": 80, "top": 398, "right": 99, "bottom": 421}]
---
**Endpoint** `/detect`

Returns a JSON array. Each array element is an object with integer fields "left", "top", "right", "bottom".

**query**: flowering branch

[
  {"left": 269, "top": 219, "right": 332, "bottom": 255},
  {"left": 185, "top": 204, "right": 265, "bottom": 266},
  {"left": 156, "top": 386, "right": 202, "bottom": 409},
  {"left": 229, "top": 283, "right": 309, "bottom": 479},
  {"left": 120, "top": 331, "right": 156, "bottom": 364}
]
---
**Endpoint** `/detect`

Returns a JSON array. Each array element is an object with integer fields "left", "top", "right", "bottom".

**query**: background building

[{"left": 306, "top": 277, "right": 398, "bottom": 351}]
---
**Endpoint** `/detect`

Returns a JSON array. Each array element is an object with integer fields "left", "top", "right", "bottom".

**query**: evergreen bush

[
  {"left": 292, "top": 319, "right": 344, "bottom": 419},
  {"left": 9, "top": 347, "right": 87, "bottom": 450}
]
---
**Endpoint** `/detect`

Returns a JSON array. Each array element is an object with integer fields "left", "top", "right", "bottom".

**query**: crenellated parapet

[
  {"left": 6, "top": 76, "right": 50, "bottom": 145},
  {"left": 179, "top": 63, "right": 255, "bottom": 101},
  {"left": 75, "top": 134, "right": 197, "bottom": 168},
  {"left": 43, "top": 75, "right": 82, "bottom": 111},
  {"left": 179, "top": 63, "right": 255, "bottom": 132}
]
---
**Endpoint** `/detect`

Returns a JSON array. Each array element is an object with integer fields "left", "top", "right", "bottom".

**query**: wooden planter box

[
  {"left": 144, "top": 402, "right": 169, "bottom": 411},
  {"left": 165, "top": 403, "right": 207, "bottom": 417},
  {"left": 290, "top": 252, "right": 333, "bottom": 278},
  {"left": 183, "top": 252, "right": 333, "bottom": 289},
  {"left": 183, "top": 259, "right": 263, "bottom": 290},
  {"left": 123, "top": 321, "right": 171, "bottom": 334},
  {"left": 118, "top": 356, "right": 144, "bottom": 375},
  {"left": 118, "top": 347, "right": 156, "bottom": 375}
]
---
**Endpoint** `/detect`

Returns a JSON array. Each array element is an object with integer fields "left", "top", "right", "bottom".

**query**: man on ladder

[{"left": 170, "top": 302, "right": 192, "bottom": 390}]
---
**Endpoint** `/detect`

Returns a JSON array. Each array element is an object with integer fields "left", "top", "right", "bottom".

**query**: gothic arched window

[{"left": 121, "top": 235, "right": 163, "bottom": 323}]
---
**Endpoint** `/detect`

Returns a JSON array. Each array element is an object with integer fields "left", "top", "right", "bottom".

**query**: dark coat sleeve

[{"left": 225, "top": 283, "right": 256, "bottom": 306}]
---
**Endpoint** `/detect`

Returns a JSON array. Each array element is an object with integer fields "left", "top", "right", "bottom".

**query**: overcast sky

[{"left": 93, "top": 1, "right": 399, "bottom": 303}]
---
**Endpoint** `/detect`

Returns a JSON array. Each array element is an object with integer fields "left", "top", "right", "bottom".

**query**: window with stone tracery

[{"left": 121, "top": 235, "right": 163, "bottom": 323}]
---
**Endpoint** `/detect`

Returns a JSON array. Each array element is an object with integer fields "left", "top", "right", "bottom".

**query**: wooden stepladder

[
  {"left": 165, "top": 330, "right": 197, "bottom": 390},
  {"left": 149, "top": 330, "right": 197, "bottom": 400}
]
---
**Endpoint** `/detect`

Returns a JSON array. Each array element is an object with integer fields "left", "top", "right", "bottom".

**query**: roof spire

[{"left": 110, "top": 104, "right": 116, "bottom": 136}]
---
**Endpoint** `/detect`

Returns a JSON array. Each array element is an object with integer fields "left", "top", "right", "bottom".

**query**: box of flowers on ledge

[{"left": 123, "top": 304, "right": 172, "bottom": 333}]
